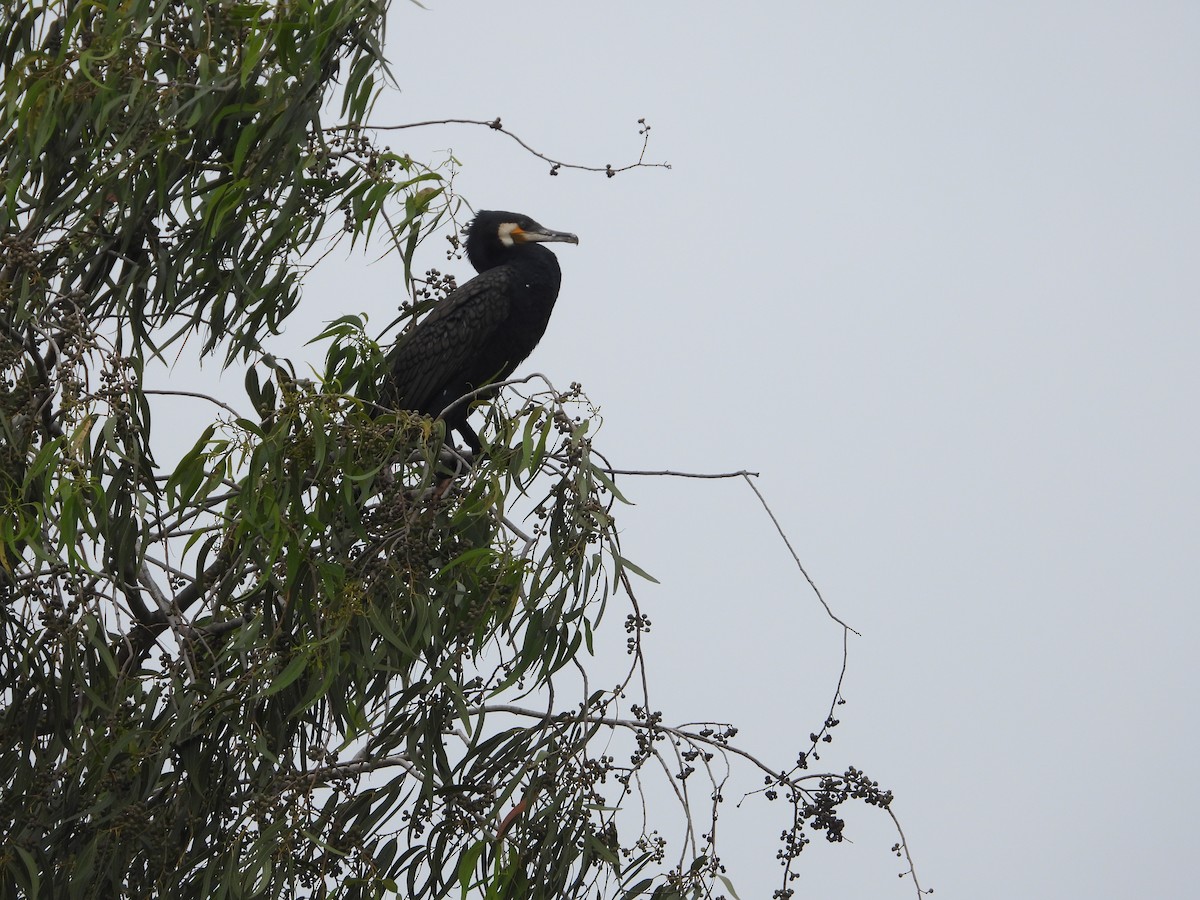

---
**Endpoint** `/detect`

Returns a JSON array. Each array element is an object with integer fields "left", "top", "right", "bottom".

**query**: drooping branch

[{"left": 738, "top": 471, "right": 860, "bottom": 636}]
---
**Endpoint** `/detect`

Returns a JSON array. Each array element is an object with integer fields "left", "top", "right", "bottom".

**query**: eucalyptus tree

[{"left": 0, "top": 2, "right": 921, "bottom": 898}]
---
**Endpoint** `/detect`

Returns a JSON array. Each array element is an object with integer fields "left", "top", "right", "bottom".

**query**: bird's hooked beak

[{"left": 513, "top": 225, "right": 579, "bottom": 246}]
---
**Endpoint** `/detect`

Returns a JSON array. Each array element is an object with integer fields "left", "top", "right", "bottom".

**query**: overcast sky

[{"left": 155, "top": 2, "right": 1199, "bottom": 897}]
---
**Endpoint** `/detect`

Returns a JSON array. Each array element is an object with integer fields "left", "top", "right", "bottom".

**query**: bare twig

[
  {"left": 308, "top": 753, "right": 415, "bottom": 783},
  {"left": 605, "top": 468, "right": 760, "bottom": 479},
  {"left": 147, "top": 489, "right": 240, "bottom": 542},
  {"left": 144, "top": 389, "right": 242, "bottom": 418},
  {"left": 325, "top": 117, "right": 671, "bottom": 177},
  {"left": 144, "top": 554, "right": 196, "bottom": 584},
  {"left": 739, "top": 472, "right": 860, "bottom": 636},
  {"left": 435, "top": 372, "right": 558, "bottom": 422},
  {"left": 887, "top": 805, "right": 931, "bottom": 896}
]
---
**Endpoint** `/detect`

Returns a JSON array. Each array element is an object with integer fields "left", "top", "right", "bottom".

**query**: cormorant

[{"left": 381, "top": 210, "right": 579, "bottom": 452}]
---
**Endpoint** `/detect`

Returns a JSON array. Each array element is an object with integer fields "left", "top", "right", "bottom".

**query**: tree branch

[
  {"left": 118, "top": 548, "right": 236, "bottom": 669},
  {"left": 144, "top": 389, "right": 243, "bottom": 418},
  {"left": 739, "top": 472, "right": 860, "bottom": 636},
  {"left": 604, "top": 468, "right": 760, "bottom": 479},
  {"left": 325, "top": 117, "right": 671, "bottom": 177}
]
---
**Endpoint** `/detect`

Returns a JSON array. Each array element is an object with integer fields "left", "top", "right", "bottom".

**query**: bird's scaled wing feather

[{"left": 386, "top": 268, "right": 513, "bottom": 414}]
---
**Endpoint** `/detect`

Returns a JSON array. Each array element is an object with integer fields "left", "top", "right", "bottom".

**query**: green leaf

[
  {"left": 717, "top": 874, "right": 743, "bottom": 900},
  {"left": 457, "top": 839, "right": 487, "bottom": 900},
  {"left": 231, "top": 122, "right": 259, "bottom": 176},
  {"left": 265, "top": 653, "right": 308, "bottom": 696},
  {"left": 14, "top": 846, "right": 40, "bottom": 896},
  {"left": 588, "top": 460, "right": 632, "bottom": 505},
  {"left": 615, "top": 553, "right": 659, "bottom": 585}
]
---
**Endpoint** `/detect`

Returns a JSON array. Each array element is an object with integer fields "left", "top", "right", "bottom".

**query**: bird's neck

[
  {"left": 517, "top": 246, "right": 562, "bottom": 293},
  {"left": 469, "top": 243, "right": 560, "bottom": 279}
]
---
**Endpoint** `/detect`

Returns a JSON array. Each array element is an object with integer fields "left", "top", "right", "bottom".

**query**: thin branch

[
  {"left": 19, "top": 325, "right": 65, "bottom": 440},
  {"left": 605, "top": 468, "right": 760, "bottom": 479},
  {"left": 144, "top": 553, "right": 196, "bottom": 584},
  {"left": 499, "top": 514, "right": 535, "bottom": 549},
  {"left": 648, "top": 741, "right": 697, "bottom": 866},
  {"left": 435, "top": 372, "right": 558, "bottom": 421},
  {"left": 187, "top": 615, "right": 250, "bottom": 640},
  {"left": 314, "top": 749, "right": 500, "bottom": 840},
  {"left": 144, "top": 389, "right": 242, "bottom": 418},
  {"left": 599, "top": 466, "right": 849, "bottom": 635},
  {"left": 473, "top": 704, "right": 802, "bottom": 785},
  {"left": 147, "top": 489, "right": 240, "bottom": 542},
  {"left": 739, "top": 472, "right": 860, "bottom": 636},
  {"left": 325, "top": 117, "right": 671, "bottom": 177},
  {"left": 308, "top": 753, "right": 415, "bottom": 783},
  {"left": 119, "top": 549, "right": 235, "bottom": 669},
  {"left": 137, "top": 562, "right": 197, "bottom": 681},
  {"left": 605, "top": 463, "right": 858, "bottom": 772},
  {"left": 887, "top": 805, "right": 932, "bottom": 897}
]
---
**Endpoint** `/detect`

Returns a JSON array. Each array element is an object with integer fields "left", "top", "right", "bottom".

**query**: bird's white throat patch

[{"left": 497, "top": 222, "right": 520, "bottom": 246}]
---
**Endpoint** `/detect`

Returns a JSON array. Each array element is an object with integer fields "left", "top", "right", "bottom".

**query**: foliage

[{"left": 0, "top": 2, "right": 921, "bottom": 899}]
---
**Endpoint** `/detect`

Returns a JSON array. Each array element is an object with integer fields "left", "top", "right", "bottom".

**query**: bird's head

[{"left": 466, "top": 210, "right": 579, "bottom": 271}]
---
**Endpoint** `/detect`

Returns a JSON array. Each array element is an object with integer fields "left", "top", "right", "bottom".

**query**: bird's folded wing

[{"left": 385, "top": 268, "right": 513, "bottom": 413}]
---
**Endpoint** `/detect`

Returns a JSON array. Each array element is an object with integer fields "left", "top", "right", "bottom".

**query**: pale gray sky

[{"left": 157, "top": 2, "right": 1200, "bottom": 896}]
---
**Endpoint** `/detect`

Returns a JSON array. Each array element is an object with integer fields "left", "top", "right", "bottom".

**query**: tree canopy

[{"left": 0, "top": 2, "right": 922, "bottom": 898}]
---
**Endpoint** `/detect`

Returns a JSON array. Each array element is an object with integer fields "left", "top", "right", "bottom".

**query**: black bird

[{"left": 382, "top": 210, "right": 579, "bottom": 452}]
